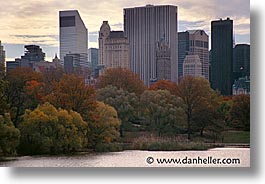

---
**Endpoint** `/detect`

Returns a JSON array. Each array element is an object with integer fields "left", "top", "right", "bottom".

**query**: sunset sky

[{"left": 0, "top": 0, "right": 250, "bottom": 61}]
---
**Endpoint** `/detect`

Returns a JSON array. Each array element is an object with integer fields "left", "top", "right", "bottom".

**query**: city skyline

[{"left": 0, "top": 0, "right": 250, "bottom": 61}]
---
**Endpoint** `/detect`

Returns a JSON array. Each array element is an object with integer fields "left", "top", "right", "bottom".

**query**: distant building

[
  {"left": 156, "top": 36, "right": 171, "bottom": 80},
  {"left": 233, "top": 44, "right": 250, "bottom": 80},
  {"left": 183, "top": 55, "right": 202, "bottom": 78},
  {"left": 6, "top": 58, "right": 21, "bottom": 73},
  {"left": 178, "top": 32, "right": 190, "bottom": 78},
  {"left": 98, "top": 21, "right": 129, "bottom": 73},
  {"left": 0, "top": 41, "right": 5, "bottom": 66},
  {"left": 124, "top": 5, "right": 178, "bottom": 86},
  {"left": 88, "top": 48, "right": 99, "bottom": 77},
  {"left": 59, "top": 10, "right": 88, "bottom": 71},
  {"left": 232, "top": 76, "right": 250, "bottom": 95},
  {"left": 211, "top": 18, "right": 233, "bottom": 95},
  {"left": 98, "top": 21, "right": 110, "bottom": 70},
  {"left": 20, "top": 45, "right": 45, "bottom": 67},
  {"left": 178, "top": 30, "right": 209, "bottom": 80},
  {"left": 64, "top": 53, "right": 88, "bottom": 75}
]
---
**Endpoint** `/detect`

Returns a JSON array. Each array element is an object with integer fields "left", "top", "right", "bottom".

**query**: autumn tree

[
  {"left": 0, "top": 113, "right": 20, "bottom": 156},
  {"left": 88, "top": 101, "right": 121, "bottom": 149},
  {"left": 5, "top": 67, "right": 43, "bottom": 126},
  {"left": 175, "top": 76, "right": 218, "bottom": 140},
  {"left": 149, "top": 80, "right": 177, "bottom": 95},
  {"left": 229, "top": 94, "right": 250, "bottom": 131},
  {"left": 97, "top": 85, "right": 139, "bottom": 135},
  {"left": 0, "top": 64, "right": 9, "bottom": 115},
  {"left": 18, "top": 103, "right": 88, "bottom": 155},
  {"left": 45, "top": 74, "right": 97, "bottom": 122},
  {"left": 97, "top": 68, "right": 146, "bottom": 96},
  {"left": 140, "top": 90, "right": 184, "bottom": 136},
  {"left": 42, "top": 67, "right": 64, "bottom": 95}
]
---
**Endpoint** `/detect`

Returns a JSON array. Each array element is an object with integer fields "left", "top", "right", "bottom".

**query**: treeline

[{"left": 0, "top": 65, "right": 250, "bottom": 156}]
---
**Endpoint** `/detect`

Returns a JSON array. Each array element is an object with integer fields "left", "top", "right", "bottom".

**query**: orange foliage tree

[
  {"left": 149, "top": 80, "right": 177, "bottom": 95},
  {"left": 97, "top": 68, "right": 146, "bottom": 96},
  {"left": 45, "top": 74, "right": 97, "bottom": 122}
]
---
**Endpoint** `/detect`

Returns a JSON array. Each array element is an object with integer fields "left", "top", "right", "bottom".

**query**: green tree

[
  {"left": 18, "top": 103, "right": 88, "bottom": 155},
  {"left": 45, "top": 74, "right": 97, "bottom": 122},
  {"left": 0, "top": 113, "right": 20, "bottom": 156},
  {"left": 97, "top": 68, "right": 146, "bottom": 96},
  {"left": 140, "top": 90, "right": 184, "bottom": 136},
  {"left": 229, "top": 94, "right": 250, "bottom": 131},
  {"left": 88, "top": 101, "right": 121, "bottom": 149},
  {"left": 97, "top": 85, "right": 139, "bottom": 135},
  {"left": 175, "top": 76, "right": 218, "bottom": 140}
]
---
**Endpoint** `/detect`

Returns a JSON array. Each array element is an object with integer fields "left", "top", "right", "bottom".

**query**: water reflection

[{"left": 0, "top": 148, "right": 250, "bottom": 167}]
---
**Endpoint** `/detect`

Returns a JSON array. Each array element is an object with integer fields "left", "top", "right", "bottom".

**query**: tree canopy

[{"left": 97, "top": 68, "right": 146, "bottom": 96}]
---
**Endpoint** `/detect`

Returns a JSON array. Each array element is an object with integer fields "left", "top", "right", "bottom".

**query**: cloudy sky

[{"left": 0, "top": 0, "right": 250, "bottom": 61}]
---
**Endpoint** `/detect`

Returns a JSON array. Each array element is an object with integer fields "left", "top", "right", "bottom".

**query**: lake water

[{"left": 0, "top": 148, "right": 250, "bottom": 167}]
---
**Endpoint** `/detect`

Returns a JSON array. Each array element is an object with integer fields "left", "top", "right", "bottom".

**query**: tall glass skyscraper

[
  {"left": 124, "top": 5, "right": 178, "bottom": 86},
  {"left": 59, "top": 10, "right": 88, "bottom": 70},
  {"left": 211, "top": 18, "right": 233, "bottom": 95}
]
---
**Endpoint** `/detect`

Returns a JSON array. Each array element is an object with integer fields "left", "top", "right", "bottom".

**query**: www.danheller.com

[{"left": 146, "top": 156, "right": 241, "bottom": 166}]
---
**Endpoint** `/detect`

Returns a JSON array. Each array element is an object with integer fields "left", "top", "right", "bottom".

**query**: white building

[
  {"left": 187, "top": 30, "right": 209, "bottom": 80},
  {"left": 59, "top": 10, "right": 88, "bottom": 70},
  {"left": 183, "top": 55, "right": 202, "bottom": 77}
]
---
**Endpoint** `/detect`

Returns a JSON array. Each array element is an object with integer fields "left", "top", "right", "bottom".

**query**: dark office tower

[
  {"left": 211, "top": 18, "right": 233, "bottom": 95},
  {"left": 124, "top": 5, "right": 178, "bottom": 86},
  {"left": 233, "top": 44, "right": 250, "bottom": 79},
  {"left": 178, "top": 31, "right": 189, "bottom": 78}
]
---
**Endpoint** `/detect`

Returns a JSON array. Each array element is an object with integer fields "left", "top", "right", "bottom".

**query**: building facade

[
  {"left": 124, "top": 5, "right": 178, "bottom": 86},
  {"left": 156, "top": 37, "right": 171, "bottom": 80},
  {"left": 211, "top": 18, "right": 233, "bottom": 95},
  {"left": 233, "top": 44, "right": 250, "bottom": 79},
  {"left": 88, "top": 48, "right": 99, "bottom": 77},
  {"left": 178, "top": 30, "right": 209, "bottom": 80},
  {"left": 183, "top": 55, "right": 202, "bottom": 77},
  {"left": 232, "top": 76, "right": 250, "bottom": 95},
  {"left": 104, "top": 31, "right": 129, "bottom": 69},
  {"left": 0, "top": 41, "right": 5, "bottom": 66},
  {"left": 98, "top": 21, "right": 129, "bottom": 73},
  {"left": 59, "top": 10, "right": 88, "bottom": 70}
]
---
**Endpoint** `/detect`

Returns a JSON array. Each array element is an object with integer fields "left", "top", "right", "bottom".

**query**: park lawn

[{"left": 222, "top": 131, "right": 250, "bottom": 144}]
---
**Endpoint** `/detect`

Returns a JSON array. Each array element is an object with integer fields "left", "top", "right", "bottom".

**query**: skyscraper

[
  {"left": 59, "top": 10, "right": 88, "bottom": 71},
  {"left": 178, "top": 31, "right": 189, "bottom": 78},
  {"left": 233, "top": 44, "right": 250, "bottom": 79},
  {"left": 178, "top": 30, "right": 209, "bottom": 80},
  {"left": 211, "top": 18, "right": 233, "bottom": 95},
  {"left": 124, "top": 5, "right": 178, "bottom": 86},
  {"left": 0, "top": 41, "right": 5, "bottom": 66}
]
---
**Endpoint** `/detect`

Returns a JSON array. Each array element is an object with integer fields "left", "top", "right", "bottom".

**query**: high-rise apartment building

[
  {"left": 183, "top": 55, "right": 202, "bottom": 78},
  {"left": 211, "top": 18, "right": 233, "bottom": 95},
  {"left": 0, "top": 41, "right": 5, "bottom": 66},
  {"left": 178, "top": 30, "right": 209, "bottom": 80},
  {"left": 59, "top": 10, "right": 88, "bottom": 71},
  {"left": 88, "top": 48, "right": 99, "bottom": 77},
  {"left": 124, "top": 5, "right": 178, "bottom": 86},
  {"left": 156, "top": 37, "right": 171, "bottom": 80}
]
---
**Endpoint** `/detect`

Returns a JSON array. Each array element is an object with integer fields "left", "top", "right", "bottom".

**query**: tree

[
  {"left": 97, "top": 68, "right": 146, "bottom": 96},
  {"left": 229, "top": 94, "right": 250, "bottom": 131},
  {"left": 45, "top": 74, "right": 97, "bottom": 122},
  {"left": 175, "top": 76, "right": 218, "bottom": 140},
  {"left": 18, "top": 102, "right": 88, "bottom": 155},
  {"left": 97, "top": 85, "right": 139, "bottom": 135},
  {"left": 140, "top": 90, "right": 184, "bottom": 136},
  {"left": 5, "top": 67, "right": 43, "bottom": 127},
  {"left": 0, "top": 113, "right": 20, "bottom": 156},
  {"left": 88, "top": 101, "right": 121, "bottom": 149},
  {"left": 0, "top": 65, "right": 9, "bottom": 115},
  {"left": 42, "top": 67, "right": 64, "bottom": 95},
  {"left": 149, "top": 80, "right": 177, "bottom": 95}
]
